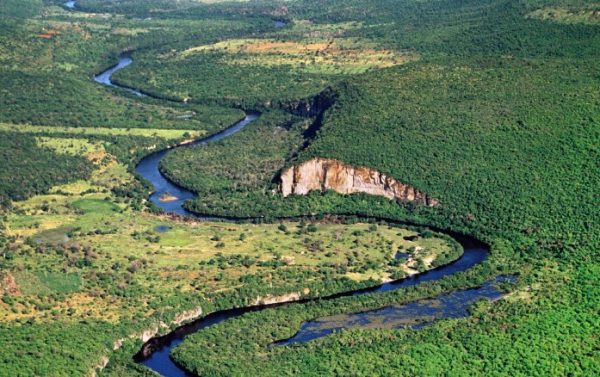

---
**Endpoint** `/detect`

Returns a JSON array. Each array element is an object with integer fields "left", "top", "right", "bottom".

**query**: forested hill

[{"left": 0, "top": 0, "right": 598, "bottom": 376}]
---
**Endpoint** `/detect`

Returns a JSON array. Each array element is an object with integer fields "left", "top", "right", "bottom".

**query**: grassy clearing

[
  {"left": 1, "top": 141, "right": 455, "bottom": 326},
  {"left": 12, "top": 271, "right": 82, "bottom": 295},
  {"left": 277, "top": 20, "right": 364, "bottom": 39},
  {"left": 3, "top": 198, "right": 453, "bottom": 322},
  {"left": 35, "top": 136, "right": 134, "bottom": 193},
  {"left": 36, "top": 137, "right": 101, "bottom": 157},
  {"left": 0, "top": 123, "right": 203, "bottom": 140},
  {"left": 182, "top": 37, "right": 417, "bottom": 74},
  {"left": 527, "top": 5, "right": 600, "bottom": 25}
]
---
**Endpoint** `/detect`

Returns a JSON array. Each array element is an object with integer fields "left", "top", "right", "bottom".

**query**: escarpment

[
  {"left": 280, "top": 158, "right": 439, "bottom": 207},
  {"left": 283, "top": 87, "right": 338, "bottom": 117}
]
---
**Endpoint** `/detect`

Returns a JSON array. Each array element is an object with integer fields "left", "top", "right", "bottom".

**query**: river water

[{"left": 93, "top": 53, "right": 509, "bottom": 377}]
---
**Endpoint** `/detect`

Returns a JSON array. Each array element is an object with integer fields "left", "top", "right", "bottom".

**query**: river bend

[{"left": 93, "top": 53, "right": 506, "bottom": 377}]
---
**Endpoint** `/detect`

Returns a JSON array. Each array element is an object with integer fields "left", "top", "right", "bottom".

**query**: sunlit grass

[
  {"left": 527, "top": 5, "right": 600, "bottom": 25},
  {"left": 182, "top": 37, "right": 418, "bottom": 75},
  {"left": 0, "top": 122, "right": 203, "bottom": 139}
]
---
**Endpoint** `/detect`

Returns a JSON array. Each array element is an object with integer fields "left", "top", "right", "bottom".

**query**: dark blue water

[
  {"left": 134, "top": 238, "right": 492, "bottom": 376},
  {"left": 94, "top": 56, "right": 258, "bottom": 216},
  {"left": 394, "top": 251, "right": 410, "bottom": 260},
  {"left": 94, "top": 56, "right": 259, "bottom": 376},
  {"left": 138, "top": 309, "right": 258, "bottom": 377},
  {"left": 155, "top": 225, "right": 170, "bottom": 233},
  {"left": 135, "top": 113, "right": 257, "bottom": 215},
  {"left": 274, "top": 20, "right": 286, "bottom": 28},
  {"left": 94, "top": 55, "right": 504, "bottom": 377},
  {"left": 357, "top": 235, "right": 488, "bottom": 295},
  {"left": 274, "top": 276, "right": 513, "bottom": 346}
]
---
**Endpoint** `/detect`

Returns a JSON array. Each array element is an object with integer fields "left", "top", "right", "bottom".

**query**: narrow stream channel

[
  {"left": 93, "top": 55, "right": 145, "bottom": 97},
  {"left": 94, "top": 54, "right": 508, "bottom": 377}
]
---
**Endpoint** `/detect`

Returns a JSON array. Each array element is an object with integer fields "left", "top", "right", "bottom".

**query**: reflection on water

[
  {"left": 94, "top": 55, "right": 145, "bottom": 97},
  {"left": 94, "top": 55, "right": 258, "bottom": 217},
  {"left": 136, "top": 113, "right": 258, "bottom": 216},
  {"left": 274, "top": 276, "right": 514, "bottom": 346},
  {"left": 64, "top": 1, "right": 76, "bottom": 9}
]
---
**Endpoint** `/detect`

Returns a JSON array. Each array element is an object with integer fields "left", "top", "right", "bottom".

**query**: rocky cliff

[
  {"left": 282, "top": 87, "right": 337, "bottom": 117},
  {"left": 0, "top": 272, "right": 20, "bottom": 296},
  {"left": 280, "top": 158, "right": 439, "bottom": 207}
]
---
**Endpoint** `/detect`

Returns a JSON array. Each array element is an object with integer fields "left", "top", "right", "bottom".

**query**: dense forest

[
  {"left": 148, "top": 0, "right": 600, "bottom": 375},
  {"left": 0, "top": 132, "right": 92, "bottom": 207},
  {"left": 0, "top": 0, "right": 598, "bottom": 376},
  {"left": 160, "top": 110, "right": 309, "bottom": 195}
]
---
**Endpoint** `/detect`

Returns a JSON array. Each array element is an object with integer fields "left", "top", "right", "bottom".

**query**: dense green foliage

[
  {"left": 156, "top": 0, "right": 599, "bottom": 375},
  {"left": 175, "top": 259, "right": 598, "bottom": 376},
  {"left": 0, "top": 0, "right": 41, "bottom": 19},
  {"left": 160, "top": 110, "right": 309, "bottom": 194},
  {"left": 114, "top": 50, "right": 332, "bottom": 108},
  {"left": 298, "top": 58, "right": 599, "bottom": 242},
  {"left": 0, "top": 132, "right": 92, "bottom": 206},
  {"left": 0, "top": 321, "right": 115, "bottom": 376},
  {"left": 0, "top": 70, "right": 242, "bottom": 131}
]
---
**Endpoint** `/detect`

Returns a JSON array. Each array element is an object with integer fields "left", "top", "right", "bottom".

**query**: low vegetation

[
  {"left": 0, "top": 137, "right": 458, "bottom": 375},
  {"left": 527, "top": 4, "right": 600, "bottom": 24},
  {"left": 181, "top": 37, "right": 417, "bottom": 75}
]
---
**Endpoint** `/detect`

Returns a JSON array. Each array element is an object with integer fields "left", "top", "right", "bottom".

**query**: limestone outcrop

[
  {"left": 280, "top": 158, "right": 439, "bottom": 207},
  {"left": 250, "top": 288, "right": 311, "bottom": 306}
]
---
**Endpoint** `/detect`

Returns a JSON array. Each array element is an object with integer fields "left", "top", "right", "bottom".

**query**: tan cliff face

[
  {"left": 0, "top": 273, "right": 20, "bottom": 296},
  {"left": 280, "top": 158, "right": 439, "bottom": 207}
]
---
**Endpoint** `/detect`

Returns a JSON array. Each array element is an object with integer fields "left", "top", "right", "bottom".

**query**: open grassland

[
  {"left": 273, "top": 20, "right": 364, "bottom": 39},
  {"left": 182, "top": 37, "right": 417, "bottom": 75},
  {"left": 3, "top": 189, "right": 454, "bottom": 323},
  {"left": 36, "top": 136, "right": 106, "bottom": 157},
  {"left": 0, "top": 123, "right": 204, "bottom": 140},
  {"left": 0, "top": 137, "right": 456, "bottom": 374},
  {"left": 527, "top": 3, "right": 600, "bottom": 24}
]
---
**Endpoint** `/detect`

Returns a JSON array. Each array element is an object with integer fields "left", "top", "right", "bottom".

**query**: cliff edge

[{"left": 280, "top": 158, "right": 439, "bottom": 207}]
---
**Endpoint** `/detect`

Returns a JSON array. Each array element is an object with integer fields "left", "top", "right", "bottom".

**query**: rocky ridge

[{"left": 280, "top": 158, "right": 439, "bottom": 207}]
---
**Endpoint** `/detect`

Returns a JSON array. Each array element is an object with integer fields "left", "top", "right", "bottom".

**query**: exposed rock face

[
  {"left": 283, "top": 87, "right": 337, "bottom": 117},
  {"left": 250, "top": 288, "right": 310, "bottom": 306},
  {"left": 280, "top": 158, "right": 439, "bottom": 207},
  {"left": 172, "top": 307, "right": 203, "bottom": 326},
  {"left": 0, "top": 272, "right": 20, "bottom": 296}
]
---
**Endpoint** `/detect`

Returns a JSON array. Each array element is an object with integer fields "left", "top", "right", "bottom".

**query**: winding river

[
  {"left": 94, "top": 54, "right": 507, "bottom": 376},
  {"left": 94, "top": 55, "right": 145, "bottom": 97},
  {"left": 136, "top": 111, "right": 258, "bottom": 216}
]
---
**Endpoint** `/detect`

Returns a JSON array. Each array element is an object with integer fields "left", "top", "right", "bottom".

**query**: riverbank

[{"left": 90, "top": 53, "right": 512, "bottom": 377}]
